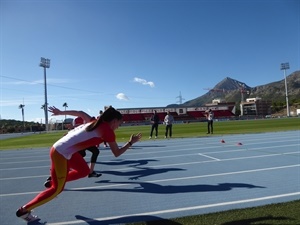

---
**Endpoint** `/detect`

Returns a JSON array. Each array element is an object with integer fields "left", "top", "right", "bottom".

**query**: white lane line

[
  {"left": 0, "top": 165, "right": 50, "bottom": 171},
  {"left": 47, "top": 192, "right": 300, "bottom": 225},
  {"left": 1, "top": 164, "right": 299, "bottom": 197},
  {"left": 198, "top": 153, "right": 220, "bottom": 161},
  {"left": 0, "top": 141, "right": 299, "bottom": 165},
  {"left": 154, "top": 151, "right": 300, "bottom": 169},
  {"left": 0, "top": 159, "right": 50, "bottom": 164},
  {"left": 0, "top": 144, "right": 300, "bottom": 165},
  {"left": 1, "top": 150, "right": 299, "bottom": 174},
  {"left": 0, "top": 175, "right": 47, "bottom": 180},
  {"left": 1, "top": 142, "right": 299, "bottom": 165},
  {"left": 69, "top": 164, "right": 300, "bottom": 191}
]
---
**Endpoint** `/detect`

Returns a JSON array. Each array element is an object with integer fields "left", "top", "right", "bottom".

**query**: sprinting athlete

[
  {"left": 44, "top": 112, "right": 101, "bottom": 188},
  {"left": 73, "top": 116, "right": 101, "bottom": 178},
  {"left": 16, "top": 106, "right": 142, "bottom": 223}
]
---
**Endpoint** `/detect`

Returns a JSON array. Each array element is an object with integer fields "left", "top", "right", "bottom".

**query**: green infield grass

[
  {"left": 0, "top": 117, "right": 299, "bottom": 150},
  {"left": 125, "top": 200, "right": 300, "bottom": 225}
]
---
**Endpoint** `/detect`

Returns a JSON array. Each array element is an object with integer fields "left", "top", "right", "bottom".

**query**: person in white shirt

[
  {"left": 164, "top": 111, "right": 174, "bottom": 138},
  {"left": 16, "top": 106, "right": 142, "bottom": 223},
  {"left": 205, "top": 109, "right": 214, "bottom": 134}
]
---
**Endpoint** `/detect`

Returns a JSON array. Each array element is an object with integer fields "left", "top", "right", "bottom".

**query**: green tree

[{"left": 62, "top": 102, "right": 68, "bottom": 121}]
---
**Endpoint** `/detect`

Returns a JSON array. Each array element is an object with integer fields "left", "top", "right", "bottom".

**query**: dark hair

[{"left": 86, "top": 107, "right": 122, "bottom": 132}]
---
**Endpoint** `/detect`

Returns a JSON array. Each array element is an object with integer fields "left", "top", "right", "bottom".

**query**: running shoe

[
  {"left": 88, "top": 171, "right": 102, "bottom": 178},
  {"left": 44, "top": 176, "right": 52, "bottom": 188},
  {"left": 16, "top": 207, "right": 40, "bottom": 223}
]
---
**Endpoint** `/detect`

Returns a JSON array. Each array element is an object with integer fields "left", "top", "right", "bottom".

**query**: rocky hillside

[
  {"left": 250, "top": 71, "right": 300, "bottom": 102},
  {"left": 169, "top": 70, "right": 300, "bottom": 107}
]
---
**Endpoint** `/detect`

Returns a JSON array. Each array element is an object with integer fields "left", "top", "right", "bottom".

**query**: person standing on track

[
  {"left": 205, "top": 109, "right": 214, "bottom": 134},
  {"left": 149, "top": 110, "right": 160, "bottom": 139},
  {"left": 164, "top": 111, "right": 174, "bottom": 138},
  {"left": 16, "top": 106, "right": 142, "bottom": 223}
]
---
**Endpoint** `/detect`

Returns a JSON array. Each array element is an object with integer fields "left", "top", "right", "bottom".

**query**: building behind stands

[
  {"left": 240, "top": 97, "right": 271, "bottom": 117},
  {"left": 50, "top": 98, "right": 273, "bottom": 130}
]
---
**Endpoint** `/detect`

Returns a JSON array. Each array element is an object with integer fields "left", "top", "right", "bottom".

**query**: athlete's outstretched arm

[
  {"left": 48, "top": 106, "right": 92, "bottom": 122},
  {"left": 108, "top": 133, "right": 142, "bottom": 157}
]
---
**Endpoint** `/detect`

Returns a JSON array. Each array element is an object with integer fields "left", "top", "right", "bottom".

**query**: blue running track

[{"left": 0, "top": 130, "right": 299, "bottom": 225}]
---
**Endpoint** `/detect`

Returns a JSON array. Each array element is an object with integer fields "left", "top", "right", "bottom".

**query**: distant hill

[{"left": 168, "top": 70, "right": 300, "bottom": 107}]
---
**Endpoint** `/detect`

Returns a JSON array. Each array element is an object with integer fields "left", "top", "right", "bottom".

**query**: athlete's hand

[
  {"left": 48, "top": 106, "right": 62, "bottom": 115},
  {"left": 129, "top": 133, "right": 142, "bottom": 145}
]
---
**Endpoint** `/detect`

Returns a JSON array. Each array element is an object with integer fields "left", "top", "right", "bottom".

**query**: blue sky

[{"left": 1, "top": 0, "right": 299, "bottom": 123}]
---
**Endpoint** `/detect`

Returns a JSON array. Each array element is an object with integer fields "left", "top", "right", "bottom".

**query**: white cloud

[
  {"left": 116, "top": 93, "right": 129, "bottom": 101},
  {"left": 133, "top": 77, "right": 155, "bottom": 88}
]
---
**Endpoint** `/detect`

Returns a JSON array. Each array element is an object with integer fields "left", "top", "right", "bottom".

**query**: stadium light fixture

[
  {"left": 39, "top": 57, "right": 50, "bottom": 131},
  {"left": 280, "top": 62, "right": 290, "bottom": 117}
]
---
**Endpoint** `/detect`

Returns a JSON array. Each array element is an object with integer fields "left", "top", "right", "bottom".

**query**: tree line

[{"left": 0, "top": 102, "right": 69, "bottom": 134}]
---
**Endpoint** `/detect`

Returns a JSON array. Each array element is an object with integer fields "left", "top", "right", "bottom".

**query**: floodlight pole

[
  {"left": 280, "top": 62, "right": 290, "bottom": 117},
  {"left": 39, "top": 57, "right": 50, "bottom": 131}
]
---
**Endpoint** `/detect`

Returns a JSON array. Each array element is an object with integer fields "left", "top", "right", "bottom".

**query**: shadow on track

[
  {"left": 68, "top": 180, "right": 265, "bottom": 194},
  {"left": 75, "top": 215, "right": 183, "bottom": 225}
]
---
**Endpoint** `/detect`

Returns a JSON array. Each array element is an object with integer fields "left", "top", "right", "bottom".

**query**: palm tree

[
  {"left": 62, "top": 102, "right": 68, "bottom": 130},
  {"left": 63, "top": 102, "right": 68, "bottom": 120},
  {"left": 41, "top": 104, "right": 46, "bottom": 130},
  {"left": 63, "top": 102, "right": 68, "bottom": 110},
  {"left": 18, "top": 104, "right": 25, "bottom": 132}
]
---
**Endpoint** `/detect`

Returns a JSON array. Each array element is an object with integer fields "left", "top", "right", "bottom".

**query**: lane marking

[
  {"left": 0, "top": 159, "right": 50, "bottom": 164},
  {"left": 1, "top": 150, "right": 299, "bottom": 174},
  {"left": 1, "top": 141, "right": 299, "bottom": 162},
  {"left": 69, "top": 164, "right": 300, "bottom": 191},
  {"left": 0, "top": 175, "right": 47, "bottom": 180},
  {"left": 102, "top": 150, "right": 300, "bottom": 172},
  {"left": 1, "top": 164, "right": 299, "bottom": 197},
  {"left": 198, "top": 153, "right": 220, "bottom": 161},
  {"left": 0, "top": 165, "right": 50, "bottom": 171},
  {"left": 47, "top": 192, "right": 300, "bottom": 225}
]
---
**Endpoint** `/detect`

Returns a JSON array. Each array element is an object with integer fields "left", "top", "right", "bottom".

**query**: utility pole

[
  {"left": 280, "top": 62, "right": 290, "bottom": 117},
  {"left": 39, "top": 57, "right": 50, "bottom": 131},
  {"left": 176, "top": 91, "right": 185, "bottom": 104}
]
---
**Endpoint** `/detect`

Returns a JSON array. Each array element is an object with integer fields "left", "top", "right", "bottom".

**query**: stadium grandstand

[
  {"left": 116, "top": 101, "right": 236, "bottom": 125},
  {"left": 58, "top": 101, "right": 236, "bottom": 130}
]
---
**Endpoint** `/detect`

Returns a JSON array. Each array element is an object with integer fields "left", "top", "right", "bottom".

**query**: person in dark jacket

[{"left": 149, "top": 110, "right": 159, "bottom": 139}]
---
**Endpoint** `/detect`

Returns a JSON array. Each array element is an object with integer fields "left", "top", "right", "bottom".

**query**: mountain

[{"left": 168, "top": 70, "right": 300, "bottom": 107}]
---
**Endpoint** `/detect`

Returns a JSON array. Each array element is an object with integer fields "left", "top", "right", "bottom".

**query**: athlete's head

[{"left": 86, "top": 107, "right": 123, "bottom": 132}]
